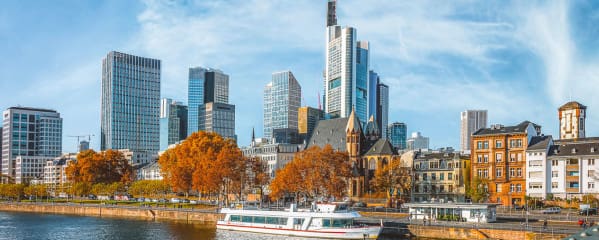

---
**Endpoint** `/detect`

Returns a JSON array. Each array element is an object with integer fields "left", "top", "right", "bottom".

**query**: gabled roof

[
  {"left": 548, "top": 138, "right": 599, "bottom": 157},
  {"left": 345, "top": 108, "right": 362, "bottom": 133},
  {"left": 364, "top": 138, "right": 395, "bottom": 156},
  {"left": 559, "top": 101, "right": 587, "bottom": 111},
  {"left": 527, "top": 135, "right": 552, "bottom": 151},
  {"left": 473, "top": 121, "right": 537, "bottom": 136},
  {"left": 306, "top": 118, "right": 349, "bottom": 152}
]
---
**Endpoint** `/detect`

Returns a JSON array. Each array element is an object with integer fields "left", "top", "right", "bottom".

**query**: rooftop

[
  {"left": 473, "top": 121, "right": 537, "bottom": 136},
  {"left": 559, "top": 101, "right": 587, "bottom": 111}
]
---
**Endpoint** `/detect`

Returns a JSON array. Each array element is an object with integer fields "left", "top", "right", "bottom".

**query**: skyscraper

[
  {"left": 187, "top": 67, "right": 229, "bottom": 136},
  {"left": 387, "top": 122, "right": 407, "bottom": 150},
  {"left": 188, "top": 67, "right": 206, "bottom": 136},
  {"left": 368, "top": 71, "right": 378, "bottom": 121},
  {"left": 160, "top": 98, "right": 188, "bottom": 151},
  {"left": 324, "top": 0, "right": 369, "bottom": 125},
  {"left": 407, "top": 132, "right": 430, "bottom": 151},
  {"left": 376, "top": 82, "right": 389, "bottom": 138},
  {"left": 460, "top": 110, "right": 488, "bottom": 152},
  {"left": 298, "top": 106, "right": 325, "bottom": 142},
  {"left": 263, "top": 71, "right": 301, "bottom": 143},
  {"left": 199, "top": 102, "right": 236, "bottom": 140},
  {"left": 101, "top": 51, "right": 161, "bottom": 153},
  {"left": 2, "top": 107, "right": 62, "bottom": 179}
]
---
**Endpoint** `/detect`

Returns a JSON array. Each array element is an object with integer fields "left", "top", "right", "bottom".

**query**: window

[
  {"left": 516, "top": 184, "right": 522, "bottom": 192},
  {"left": 423, "top": 173, "right": 428, "bottom": 181},
  {"left": 529, "top": 183, "right": 542, "bottom": 189},
  {"left": 495, "top": 153, "right": 502, "bottom": 162},
  {"left": 510, "top": 139, "right": 523, "bottom": 148},
  {"left": 589, "top": 159, "right": 595, "bottom": 165},
  {"left": 432, "top": 173, "right": 437, "bottom": 180},
  {"left": 510, "top": 184, "right": 515, "bottom": 192},
  {"left": 510, "top": 153, "right": 516, "bottom": 162},
  {"left": 567, "top": 159, "right": 579, "bottom": 165},
  {"left": 496, "top": 183, "right": 502, "bottom": 193},
  {"left": 484, "top": 141, "right": 489, "bottom": 149},
  {"left": 510, "top": 168, "right": 516, "bottom": 177},
  {"left": 590, "top": 170, "right": 596, "bottom": 177},
  {"left": 477, "top": 141, "right": 483, "bottom": 149},
  {"left": 589, "top": 183, "right": 595, "bottom": 189},
  {"left": 552, "top": 171, "right": 558, "bottom": 178},
  {"left": 568, "top": 171, "right": 580, "bottom": 176},
  {"left": 484, "top": 169, "right": 489, "bottom": 178},
  {"left": 517, "top": 168, "right": 522, "bottom": 177},
  {"left": 517, "top": 153, "right": 523, "bottom": 162},
  {"left": 477, "top": 155, "right": 482, "bottom": 163},
  {"left": 440, "top": 173, "right": 444, "bottom": 180},
  {"left": 552, "top": 160, "right": 558, "bottom": 166},
  {"left": 448, "top": 173, "right": 453, "bottom": 180},
  {"left": 551, "top": 182, "right": 558, "bottom": 189},
  {"left": 495, "top": 140, "right": 502, "bottom": 148},
  {"left": 529, "top": 160, "right": 543, "bottom": 167},
  {"left": 448, "top": 185, "right": 454, "bottom": 192},
  {"left": 569, "top": 182, "right": 580, "bottom": 188},
  {"left": 483, "top": 155, "right": 489, "bottom": 163},
  {"left": 529, "top": 171, "right": 542, "bottom": 178},
  {"left": 496, "top": 168, "right": 502, "bottom": 177}
]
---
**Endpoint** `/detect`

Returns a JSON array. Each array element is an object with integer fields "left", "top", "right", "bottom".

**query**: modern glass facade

[
  {"left": 199, "top": 102, "right": 236, "bottom": 140},
  {"left": 263, "top": 71, "right": 301, "bottom": 142},
  {"left": 188, "top": 67, "right": 206, "bottom": 136},
  {"left": 159, "top": 98, "right": 188, "bottom": 151},
  {"left": 1, "top": 107, "right": 62, "bottom": 178},
  {"left": 188, "top": 67, "right": 229, "bottom": 136},
  {"left": 387, "top": 122, "right": 407, "bottom": 150},
  {"left": 355, "top": 41, "right": 369, "bottom": 128},
  {"left": 368, "top": 71, "right": 378, "bottom": 121},
  {"left": 101, "top": 51, "right": 161, "bottom": 153},
  {"left": 377, "top": 82, "right": 389, "bottom": 138}
]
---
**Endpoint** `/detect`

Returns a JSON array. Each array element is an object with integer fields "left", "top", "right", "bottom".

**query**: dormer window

[
  {"left": 572, "top": 148, "right": 577, "bottom": 154},
  {"left": 592, "top": 147, "right": 596, "bottom": 153}
]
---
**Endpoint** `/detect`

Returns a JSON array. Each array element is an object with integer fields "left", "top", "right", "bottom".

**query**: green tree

[{"left": 467, "top": 177, "right": 489, "bottom": 203}]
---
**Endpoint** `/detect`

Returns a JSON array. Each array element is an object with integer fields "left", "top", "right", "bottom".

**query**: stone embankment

[{"left": 0, "top": 202, "right": 223, "bottom": 223}]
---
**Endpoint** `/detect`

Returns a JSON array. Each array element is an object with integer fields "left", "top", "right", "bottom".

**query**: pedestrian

[
  {"left": 423, "top": 217, "right": 427, "bottom": 226},
  {"left": 583, "top": 221, "right": 588, "bottom": 229},
  {"left": 579, "top": 219, "right": 584, "bottom": 228},
  {"left": 543, "top": 219, "right": 548, "bottom": 230}
]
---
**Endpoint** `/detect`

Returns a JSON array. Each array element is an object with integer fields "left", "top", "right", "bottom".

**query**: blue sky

[{"left": 2, "top": 0, "right": 599, "bottom": 152}]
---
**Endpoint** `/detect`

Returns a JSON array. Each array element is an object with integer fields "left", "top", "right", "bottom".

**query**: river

[{"left": 1, "top": 211, "right": 405, "bottom": 240}]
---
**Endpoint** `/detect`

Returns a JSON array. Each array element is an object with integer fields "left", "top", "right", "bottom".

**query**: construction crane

[{"left": 67, "top": 134, "right": 94, "bottom": 151}]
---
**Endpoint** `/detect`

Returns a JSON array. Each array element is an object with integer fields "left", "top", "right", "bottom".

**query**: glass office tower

[
  {"left": 263, "top": 71, "right": 301, "bottom": 142},
  {"left": 101, "top": 51, "right": 161, "bottom": 153}
]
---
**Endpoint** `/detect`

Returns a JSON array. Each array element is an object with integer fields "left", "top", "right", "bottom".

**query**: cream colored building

[{"left": 412, "top": 152, "right": 470, "bottom": 203}]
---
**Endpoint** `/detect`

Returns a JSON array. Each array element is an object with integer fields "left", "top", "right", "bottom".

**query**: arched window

[{"left": 369, "top": 159, "right": 376, "bottom": 170}]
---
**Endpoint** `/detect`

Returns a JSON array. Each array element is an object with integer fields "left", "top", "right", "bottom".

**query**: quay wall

[
  {"left": 0, "top": 203, "right": 222, "bottom": 223},
  {"left": 407, "top": 225, "right": 568, "bottom": 240}
]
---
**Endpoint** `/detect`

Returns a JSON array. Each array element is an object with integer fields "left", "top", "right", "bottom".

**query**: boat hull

[{"left": 216, "top": 222, "right": 380, "bottom": 239}]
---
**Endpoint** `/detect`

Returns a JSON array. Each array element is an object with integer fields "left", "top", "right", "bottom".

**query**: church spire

[{"left": 346, "top": 106, "right": 362, "bottom": 133}]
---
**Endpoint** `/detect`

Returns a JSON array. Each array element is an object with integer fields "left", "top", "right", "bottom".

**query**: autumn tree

[
  {"left": 129, "top": 180, "right": 170, "bottom": 198},
  {"left": 269, "top": 145, "right": 351, "bottom": 201},
  {"left": 66, "top": 150, "right": 133, "bottom": 184},
  {"left": 159, "top": 131, "right": 245, "bottom": 203},
  {"left": 369, "top": 157, "right": 412, "bottom": 206},
  {"left": 24, "top": 184, "right": 49, "bottom": 199},
  {"left": 467, "top": 177, "right": 489, "bottom": 203}
]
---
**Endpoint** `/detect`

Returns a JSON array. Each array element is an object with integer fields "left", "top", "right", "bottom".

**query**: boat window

[
  {"left": 242, "top": 216, "right": 253, "bottom": 223},
  {"left": 323, "top": 219, "right": 331, "bottom": 227},
  {"left": 254, "top": 216, "right": 266, "bottom": 223},
  {"left": 294, "top": 218, "right": 305, "bottom": 225},
  {"left": 332, "top": 219, "right": 352, "bottom": 227},
  {"left": 230, "top": 215, "right": 241, "bottom": 222},
  {"left": 266, "top": 217, "right": 288, "bottom": 225}
]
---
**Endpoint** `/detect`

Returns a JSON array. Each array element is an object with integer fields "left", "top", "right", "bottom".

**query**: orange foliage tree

[
  {"left": 158, "top": 131, "right": 246, "bottom": 202},
  {"left": 66, "top": 150, "right": 133, "bottom": 184},
  {"left": 269, "top": 145, "right": 350, "bottom": 201}
]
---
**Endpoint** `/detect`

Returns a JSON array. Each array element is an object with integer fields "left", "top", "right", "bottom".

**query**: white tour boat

[{"left": 217, "top": 203, "right": 381, "bottom": 239}]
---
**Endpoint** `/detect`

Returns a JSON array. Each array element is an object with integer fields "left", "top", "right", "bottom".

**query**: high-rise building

[
  {"left": 298, "top": 106, "right": 325, "bottom": 142},
  {"left": 387, "top": 122, "right": 407, "bottom": 150},
  {"left": 199, "top": 102, "right": 236, "bottom": 140},
  {"left": 460, "top": 110, "right": 488, "bottom": 153},
  {"left": 376, "top": 82, "right": 389, "bottom": 138},
  {"left": 1, "top": 107, "right": 63, "bottom": 179},
  {"left": 324, "top": 0, "right": 369, "bottom": 125},
  {"left": 407, "top": 132, "right": 430, "bottom": 151},
  {"left": 368, "top": 71, "right": 378, "bottom": 121},
  {"left": 160, "top": 98, "right": 188, "bottom": 151},
  {"left": 263, "top": 71, "right": 301, "bottom": 143},
  {"left": 101, "top": 51, "right": 161, "bottom": 153},
  {"left": 188, "top": 67, "right": 206, "bottom": 136},
  {"left": 558, "top": 101, "right": 586, "bottom": 140},
  {"left": 187, "top": 67, "right": 229, "bottom": 136}
]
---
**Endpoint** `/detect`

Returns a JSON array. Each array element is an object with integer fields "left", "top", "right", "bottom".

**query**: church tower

[{"left": 558, "top": 101, "right": 587, "bottom": 140}]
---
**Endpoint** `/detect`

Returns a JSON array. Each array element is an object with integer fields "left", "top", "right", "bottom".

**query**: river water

[{"left": 1, "top": 211, "right": 396, "bottom": 240}]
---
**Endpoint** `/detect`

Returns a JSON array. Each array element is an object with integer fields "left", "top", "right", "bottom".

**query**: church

[{"left": 306, "top": 108, "right": 397, "bottom": 198}]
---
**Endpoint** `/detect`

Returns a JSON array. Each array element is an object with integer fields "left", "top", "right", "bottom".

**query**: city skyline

[{"left": 2, "top": 1, "right": 599, "bottom": 152}]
